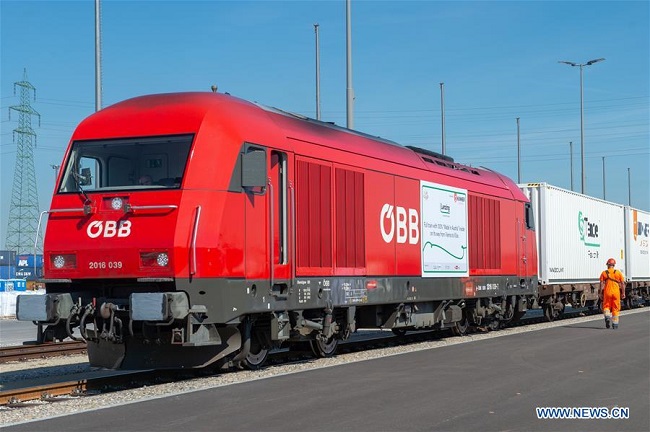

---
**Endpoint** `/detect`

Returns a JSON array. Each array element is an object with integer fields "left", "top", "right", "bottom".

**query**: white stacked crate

[{"left": 519, "top": 183, "right": 625, "bottom": 286}]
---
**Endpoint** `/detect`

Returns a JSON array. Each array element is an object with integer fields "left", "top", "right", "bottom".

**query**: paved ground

[
  {"left": 5, "top": 309, "right": 648, "bottom": 432},
  {"left": 0, "top": 317, "right": 83, "bottom": 346},
  {"left": 0, "top": 319, "right": 39, "bottom": 346}
]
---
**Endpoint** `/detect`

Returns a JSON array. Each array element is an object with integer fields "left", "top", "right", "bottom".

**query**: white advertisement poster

[{"left": 421, "top": 181, "right": 468, "bottom": 277}]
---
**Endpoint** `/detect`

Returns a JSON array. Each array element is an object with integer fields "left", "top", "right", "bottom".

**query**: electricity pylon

[{"left": 5, "top": 69, "right": 42, "bottom": 254}]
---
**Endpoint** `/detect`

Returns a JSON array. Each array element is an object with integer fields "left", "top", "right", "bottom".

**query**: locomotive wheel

[
  {"left": 451, "top": 316, "right": 469, "bottom": 336},
  {"left": 243, "top": 335, "right": 269, "bottom": 370},
  {"left": 579, "top": 292, "right": 587, "bottom": 308},
  {"left": 391, "top": 328, "right": 408, "bottom": 337},
  {"left": 544, "top": 305, "right": 558, "bottom": 322},
  {"left": 487, "top": 319, "right": 500, "bottom": 331},
  {"left": 310, "top": 337, "right": 338, "bottom": 358}
]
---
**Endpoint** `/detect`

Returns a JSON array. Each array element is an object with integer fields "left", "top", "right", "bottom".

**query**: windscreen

[{"left": 58, "top": 134, "right": 193, "bottom": 193}]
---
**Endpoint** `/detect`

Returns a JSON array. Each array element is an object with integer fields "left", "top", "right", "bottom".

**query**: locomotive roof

[{"left": 73, "top": 92, "right": 527, "bottom": 201}]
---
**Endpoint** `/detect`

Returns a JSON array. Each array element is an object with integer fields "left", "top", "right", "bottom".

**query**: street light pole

[
  {"left": 95, "top": 0, "right": 102, "bottom": 112},
  {"left": 314, "top": 24, "right": 321, "bottom": 120},
  {"left": 569, "top": 141, "right": 574, "bottom": 191},
  {"left": 440, "top": 82, "right": 446, "bottom": 155},
  {"left": 516, "top": 117, "right": 521, "bottom": 183},
  {"left": 345, "top": 0, "right": 354, "bottom": 129},
  {"left": 602, "top": 156, "right": 606, "bottom": 200},
  {"left": 558, "top": 58, "right": 605, "bottom": 194},
  {"left": 628, "top": 168, "right": 631, "bottom": 206}
]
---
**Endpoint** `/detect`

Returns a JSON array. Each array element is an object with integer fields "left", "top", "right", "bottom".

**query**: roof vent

[{"left": 405, "top": 146, "right": 454, "bottom": 163}]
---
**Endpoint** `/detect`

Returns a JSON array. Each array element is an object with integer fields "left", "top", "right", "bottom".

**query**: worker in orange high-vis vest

[{"left": 599, "top": 258, "right": 626, "bottom": 329}]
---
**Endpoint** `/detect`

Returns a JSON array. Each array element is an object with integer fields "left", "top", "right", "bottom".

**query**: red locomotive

[{"left": 16, "top": 92, "right": 538, "bottom": 369}]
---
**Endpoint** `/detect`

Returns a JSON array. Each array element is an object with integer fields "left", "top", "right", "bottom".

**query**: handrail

[
  {"left": 190, "top": 205, "right": 201, "bottom": 276},
  {"left": 289, "top": 182, "right": 296, "bottom": 289},
  {"left": 268, "top": 178, "right": 274, "bottom": 290},
  {"left": 124, "top": 204, "right": 178, "bottom": 213},
  {"left": 49, "top": 207, "right": 89, "bottom": 213},
  {"left": 32, "top": 210, "right": 50, "bottom": 276}
]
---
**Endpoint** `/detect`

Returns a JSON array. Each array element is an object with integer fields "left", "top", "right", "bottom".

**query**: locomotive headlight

[
  {"left": 53, "top": 255, "right": 65, "bottom": 269},
  {"left": 140, "top": 251, "right": 170, "bottom": 268},
  {"left": 51, "top": 254, "right": 77, "bottom": 269},
  {"left": 110, "top": 197, "right": 124, "bottom": 210},
  {"left": 156, "top": 253, "right": 169, "bottom": 267}
]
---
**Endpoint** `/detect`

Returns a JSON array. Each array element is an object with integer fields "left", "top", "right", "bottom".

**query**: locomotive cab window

[{"left": 58, "top": 134, "right": 193, "bottom": 193}]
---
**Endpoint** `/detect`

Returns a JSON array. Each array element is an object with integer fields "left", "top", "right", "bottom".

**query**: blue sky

[{"left": 1, "top": 0, "right": 649, "bottom": 249}]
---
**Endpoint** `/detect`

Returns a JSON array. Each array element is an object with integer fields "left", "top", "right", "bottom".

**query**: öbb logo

[
  {"left": 86, "top": 220, "right": 132, "bottom": 238},
  {"left": 380, "top": 204, "right": 419, "bottom": 244}
]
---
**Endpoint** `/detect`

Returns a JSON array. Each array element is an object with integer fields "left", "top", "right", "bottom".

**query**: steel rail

[
  {"left": 0, "top": 341, "right": 87, "bottom": 364},
  {"left": 0, "top": 371, "right": 155, "bottom": 406}
]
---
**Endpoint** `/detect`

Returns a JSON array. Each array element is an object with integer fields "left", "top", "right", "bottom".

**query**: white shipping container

[
  {"left": 624, "top": 207, "right": 650, "bottom": 281},
  {"left": 519, "top": 183, "right": 625, "bottom": 285}
]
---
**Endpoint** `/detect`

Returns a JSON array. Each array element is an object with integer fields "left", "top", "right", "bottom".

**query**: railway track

[
  {"left": 0, "top": 341, "right": 87, "bottom": 364},
  {"left": 0, "top": 334, "right": 409, "bottom": 407},
  {"left": 0, "top": 370, "right": 159, "bottom": 406}
]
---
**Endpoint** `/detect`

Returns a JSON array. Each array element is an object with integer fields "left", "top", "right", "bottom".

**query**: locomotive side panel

[
  {"left": 467, "top": 193, "right": 503, "bottom": 276},
  {"left": 394, "top": 176, "right": 422, "bottom": 275},
  {"left": 295, "top": 156, "right": 334, "bottom": 276},
  {"left": 500, "top": 198, "right": 521, "bottom": 277},
  {"left": 180, "top": 190, "right": 246, "bottom": 278},
  {"left": 365, "top": 171, "right": 396, "bottom": 276},
  {"left": 332, "top": 163, "right": 366, "bottom": 275}
]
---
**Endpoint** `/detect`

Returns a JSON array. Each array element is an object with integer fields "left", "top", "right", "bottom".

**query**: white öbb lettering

[
  {"left": 87, "top": 220, "right": 132, "bottom": 238},
  {"left": 380, "top": 203, "right": 419, "bottom": 244}
]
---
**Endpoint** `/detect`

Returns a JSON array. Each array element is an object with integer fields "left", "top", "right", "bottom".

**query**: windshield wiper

[{"left": 72, "top": 172, "right": 92, "bottom": 205}]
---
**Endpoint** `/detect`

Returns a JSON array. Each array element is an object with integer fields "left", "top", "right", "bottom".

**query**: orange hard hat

[{"left": 606, "top": 258, "right": 616, "bottom": 266}]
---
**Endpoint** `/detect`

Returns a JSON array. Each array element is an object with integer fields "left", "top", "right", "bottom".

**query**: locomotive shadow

[{"left": 0, "top": 364, "right": 143, "bottom": 392}]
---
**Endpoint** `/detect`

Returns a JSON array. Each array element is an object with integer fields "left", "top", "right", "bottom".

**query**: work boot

[
  {"left": 605, "top": 318, "right": 611, "bottom": 329},
  {"left": 612, "top": 323, "right": 618, "bottom": 330}
]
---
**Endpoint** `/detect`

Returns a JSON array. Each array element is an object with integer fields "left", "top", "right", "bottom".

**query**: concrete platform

[{"left": 5, "top": 309, "right": 648, "bottom": 432}]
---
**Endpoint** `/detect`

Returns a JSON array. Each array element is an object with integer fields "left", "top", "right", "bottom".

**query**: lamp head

[{"left": 586, "top": 58, "right": 605, "bottom": 66}]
